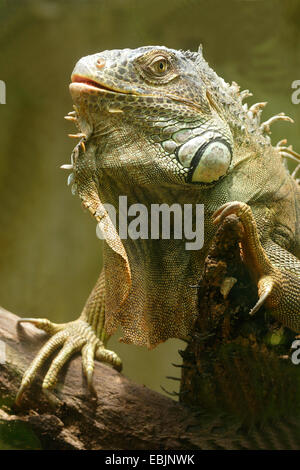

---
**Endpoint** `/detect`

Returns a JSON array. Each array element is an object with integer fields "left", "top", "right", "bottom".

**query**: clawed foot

[
  {"left": 212, "top": 200, "right": 249, "bottom": 226},
  {"left": 16, "top": 318, "right": 122, "bottom": 406},
  {"left": 213, "top": 201, "right": 280, "bottom": 317}
]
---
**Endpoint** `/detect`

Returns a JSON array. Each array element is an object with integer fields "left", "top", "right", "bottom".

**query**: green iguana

[{"left": 16, "top": 45, "right": 300, "bottom": 405}]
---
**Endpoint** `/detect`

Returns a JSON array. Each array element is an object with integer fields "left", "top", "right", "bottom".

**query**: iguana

[{"left": 15, "top": 45, "right": 300, "bottom": 405}]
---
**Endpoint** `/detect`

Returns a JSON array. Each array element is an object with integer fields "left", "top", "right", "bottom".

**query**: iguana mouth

[
  {"left": 71, "top": 75, "right": 132, "bottom": 94},
  {"left": 70, "top": 75, "right": 202, "bottom": 112}
]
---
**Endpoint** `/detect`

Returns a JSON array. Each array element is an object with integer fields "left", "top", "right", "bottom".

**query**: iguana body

[{"left": 16, "top": 46, "right": 300, "bottom": 404}]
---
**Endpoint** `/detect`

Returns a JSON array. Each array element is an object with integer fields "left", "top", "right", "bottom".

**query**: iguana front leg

[
  {"left": 16, "top": 270, "right": 121, "bottom": 405},
  {"left": 213, "top": 201, "right": 300, "bottom": 331}
]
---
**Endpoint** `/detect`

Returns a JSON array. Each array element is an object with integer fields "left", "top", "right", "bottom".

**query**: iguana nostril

[{"left": 96, "top": 58, "right": 105, "bottom": 69}]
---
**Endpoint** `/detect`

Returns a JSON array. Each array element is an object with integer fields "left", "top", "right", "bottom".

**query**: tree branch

[{"left": 0, "top": 307, "right": 239, "bottom": 450}]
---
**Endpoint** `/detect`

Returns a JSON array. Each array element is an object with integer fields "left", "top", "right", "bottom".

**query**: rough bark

[{"left": 0, "top": 307, "right": 247, "bottom": 450}]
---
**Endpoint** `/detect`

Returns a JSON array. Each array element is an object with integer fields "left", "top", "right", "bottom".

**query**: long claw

[
  {"left": 82, "top": 342, "right": 97, "bottom": 392},
  {"left": 249, "top": 290, "right": 271, "bottom": 316},
  {"left": 249, "top": 276, "right": 274, "bottom": 316},
  {"left": 212, "top": 201, "right": 245, "bottom": 225},
  {"left": 15, "top": 330, "right": 67, "bottom": 406},
  {"left": 42, "top": 338, "right": 85, "bottom": 391}
]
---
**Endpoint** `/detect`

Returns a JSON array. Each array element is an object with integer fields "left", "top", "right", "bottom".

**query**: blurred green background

[{"left": 0, "top": 0, "right": 300, "bottom": 397}]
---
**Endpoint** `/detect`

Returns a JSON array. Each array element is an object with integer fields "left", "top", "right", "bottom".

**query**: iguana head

[
  {"left": 70, "top": 46, "right": 210, "bottom": 113},
  {"left": 69, "top": 46, "right": 234, "bottom": 186},
  {"left": 68, "top": 45, "right": 299, "bottom": 191}
]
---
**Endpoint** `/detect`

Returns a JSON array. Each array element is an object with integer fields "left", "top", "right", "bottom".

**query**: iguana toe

[
  {"left": 18, "top": 317, "right": 64, "bottom": 335},
  {"left": 16, "top": 319, "right": 121, "bottom": 405},
  {"left": 212, "top": 200, "right": 249, "bottom": 226},
  {"left": 95, "top": 345, "right": 122, "bottom": 372}
]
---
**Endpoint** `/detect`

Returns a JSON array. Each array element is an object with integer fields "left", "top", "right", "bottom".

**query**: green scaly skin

[{"left": 16, "top": 46, "right": 300, "bottom": 406}]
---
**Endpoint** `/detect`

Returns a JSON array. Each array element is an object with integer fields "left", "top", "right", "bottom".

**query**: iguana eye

[
  {"left": 150, "top": 57, "right": 169, "bottom": 75},
  {"left": 135, "top": 51, "right": 177, "bottom": 83},
  {"left": 177, "top": 137, "right": 232, "bottom": 183}
]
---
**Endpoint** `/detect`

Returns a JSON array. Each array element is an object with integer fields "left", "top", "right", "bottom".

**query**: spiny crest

[
  {"left": 183, "top": 44, "right": 203, "bottom": 62},
  {"left": 275, "top": 139, "right": 300, "bottom": 183},
  {"left": 236, "top": 96, "right": 300, "bottom": 183},
  {"left": 191, "top": 45, "right": 300, "bottom": 183},
  {"left": 238, "top": 95, "right": 300, "bottom": 183}
]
